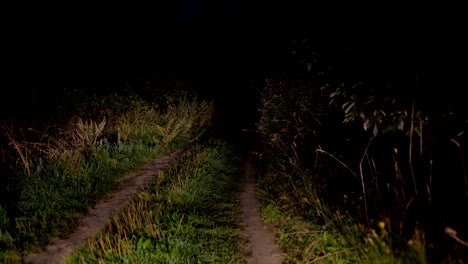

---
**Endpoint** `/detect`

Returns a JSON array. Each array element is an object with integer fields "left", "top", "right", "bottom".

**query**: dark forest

[{"left": 1, "top": 2, "right": 467, "bottom": 263}]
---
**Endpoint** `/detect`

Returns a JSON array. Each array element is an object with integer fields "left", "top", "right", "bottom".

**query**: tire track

[
  {"left": 241, "top": 156, "right": 282, "bottom": 264},
  {"left": 23, "top": 146, "right": 191, "bottom": 264}
]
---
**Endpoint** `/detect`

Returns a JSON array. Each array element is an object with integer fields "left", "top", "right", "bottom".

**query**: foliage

[
  {"left": 260, "top": 201, "right": 425, "bottom": 264},
  {"left": 69, "top": 142, "right": 244, "bottom": 264},
  {"left": 255, "top": 70, "right": 468, "bottom": 263},
  {"left": 327, "top": 83, "right": 420, "bottom": 136},
  {"left": 0, "top": 84, "right": 213, "bottom": 261}
]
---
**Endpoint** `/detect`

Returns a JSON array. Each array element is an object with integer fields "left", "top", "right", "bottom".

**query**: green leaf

[
  {"left": 307, "top": 62, "right": 312, "bottom": 72},
  {"left": 143, "top": 238, "right": 152, "bottom": 249},
  {"left": 137, "top": 236, "right": 144, "bottom": 249}
]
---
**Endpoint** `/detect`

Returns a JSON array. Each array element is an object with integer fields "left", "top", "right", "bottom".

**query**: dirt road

[
  {"left": 22, "top": 146, "right": 282, "bottom": 264},
  {"left": 240, "top": 156, "right": 282, "bottom": 264},
  {"left": 23, "top": 148, "right": 189, "bottom": 264}
]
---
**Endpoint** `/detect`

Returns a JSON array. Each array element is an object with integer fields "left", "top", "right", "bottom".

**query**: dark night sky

[
  {"left": 2, "top": 2, "right": 467, "bottom": 115},
  {"left": 4, "top": 2, "right": 466, "bottom": 72}
]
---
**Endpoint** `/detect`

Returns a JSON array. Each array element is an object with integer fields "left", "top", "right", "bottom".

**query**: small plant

[{"left": 74, "top": 117, "right": 106, "bottom": 150}]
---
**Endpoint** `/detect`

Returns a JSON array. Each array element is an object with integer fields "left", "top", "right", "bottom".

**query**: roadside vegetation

[
  {"left": 255, "top": 43, "right": 468, "bottom": 263},
  {"left": 2, "top": 39, "right": 466, "bottom": 264},
  {"left": 0, "top": 77, "right": 213, "bottom": 262},
  {"left": 69, "top": 141, "right": 244, "bottom": 264}
]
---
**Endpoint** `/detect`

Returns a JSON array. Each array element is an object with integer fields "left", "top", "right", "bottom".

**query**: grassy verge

[
  {"left": 258, "top": 186, "right": 424, "bottom": 263},
  {"left": 255, "top": 78, "right": 430, "bottom": 263},
  {"left": 0, "top": 91, "right": 213, "bottom": 262},
  {"left": 69, "top": 141, "right": 244, "bottom": 264}
]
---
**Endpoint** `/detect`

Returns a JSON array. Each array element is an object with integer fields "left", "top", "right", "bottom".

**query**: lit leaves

[
  {"left": 361, "top": 110, "right": 385, "bottom": 136},
  {"left": 327, "top": 83, "right": 428, "bottom": 136}
]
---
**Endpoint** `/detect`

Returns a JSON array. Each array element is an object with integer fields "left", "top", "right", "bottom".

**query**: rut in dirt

[
  {"left": 240, "top": 155, "right": 282, "bottom": 264},
  {"left": 21, "top": 134, "right": 282, "bottom": 264},
  {"left": 23, "top": 147, "right": 190, "bottom": 264}
]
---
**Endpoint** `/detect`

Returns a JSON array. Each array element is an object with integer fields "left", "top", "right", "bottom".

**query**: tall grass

[
  {"left": 255, "top": 77, "right": 468, "bottom": 263},
  {"left": 0, "top": 90, "right": 213, "bottom": 262}
]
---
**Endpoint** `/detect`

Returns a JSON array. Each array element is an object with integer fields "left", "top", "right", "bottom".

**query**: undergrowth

[
  {"left": 69, "top": 141, "right": 244, "bottom": 264},
  {"left": 0, "top": 81, "right": 213, "bottom": 262},
  {"left": 255, "top": 76, "right": 467, "bottom": 263}
]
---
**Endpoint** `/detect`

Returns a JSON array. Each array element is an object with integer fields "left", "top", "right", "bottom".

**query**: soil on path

[
  {"left": 23, "top": 147, "right": 190, "bottom": 264},
  {"left": 240, "top": 156, "right": 283, "bottom": 264},
  {"left": 22, "top": 145, "right": 282, "bottom": 264}
]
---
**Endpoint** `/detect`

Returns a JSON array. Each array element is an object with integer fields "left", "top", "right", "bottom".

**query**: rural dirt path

[
  {"left": 22, "top": 144, "right": 282, "bottom": 264},
  {"left": 23, "top": 147, "right": 190, "bottom": 264},
  {"left": 240, "top": 156, "right": 283, "bottom": 264}
]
